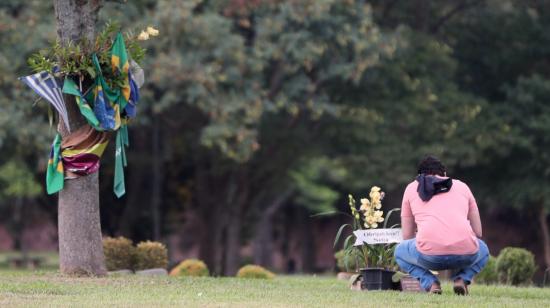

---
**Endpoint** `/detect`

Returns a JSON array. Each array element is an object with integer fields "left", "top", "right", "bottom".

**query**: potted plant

[{"left": 334, "top": 186, "right": 401, "bottom": 290}]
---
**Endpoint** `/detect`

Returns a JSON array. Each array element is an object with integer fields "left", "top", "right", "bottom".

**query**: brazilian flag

[
  {"left": 110, "top": 32, "right": 131, "bottom": 198},
  {"left": 114, "top": 124, "right": 129, "bottom": 198},
  {"left": 90, "top": 54, "right": 119, "bottom": 130},
  {"left": 46, "top": 134, "right": 64, "bottom": 194},
  {"left": 62, "top": 78, "right": 101, "bottom": 130},
  {"left": 111, "top": 32, "right": 130, "bottom": 109}
]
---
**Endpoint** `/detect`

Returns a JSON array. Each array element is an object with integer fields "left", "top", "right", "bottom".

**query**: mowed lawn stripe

[{"left": 0, "top": 271, "right": 549, "bottom": 307}]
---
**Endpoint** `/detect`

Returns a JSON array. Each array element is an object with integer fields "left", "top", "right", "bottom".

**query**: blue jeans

[{"left": 394, "top": 239, "right": 489, "bottom": 291}]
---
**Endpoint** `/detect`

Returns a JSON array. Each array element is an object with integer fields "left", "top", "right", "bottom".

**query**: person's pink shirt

[{"left": 401, "top": 178, "right": 479, "bottom": 255}]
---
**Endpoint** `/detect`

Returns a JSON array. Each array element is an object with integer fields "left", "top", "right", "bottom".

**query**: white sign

[{"left": 353, "top": 228, "right": 402, "bottom": 246}]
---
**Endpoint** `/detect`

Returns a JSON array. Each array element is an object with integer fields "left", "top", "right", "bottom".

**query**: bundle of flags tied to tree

[{"left": 19, "top": 33, "right": 143, "bottom": 198}]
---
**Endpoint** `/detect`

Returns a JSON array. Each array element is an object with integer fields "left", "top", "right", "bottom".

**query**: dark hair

[{"left": 417, "top": 155, "right": 446, "bottom": 176}]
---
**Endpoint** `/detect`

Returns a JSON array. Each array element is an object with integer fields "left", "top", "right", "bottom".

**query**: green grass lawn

[{"left": 1, "top": 270, "right": 549, "bottom": 307}]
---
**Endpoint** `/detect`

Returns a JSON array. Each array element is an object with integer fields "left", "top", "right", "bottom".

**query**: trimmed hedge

[
  {"left": 135, "top": 241, "right": 169, "bottom": 270},
  {"left": 170, "top": 259, "right": 210, "bottom": 277},
  {"left": 236, "top": 265, "right": 275, "bottom": 279},
  {"left": 476, "top": 255, "right": 498, "bottom": 285},
  {"left": 103, "top": 236, "right": 136, "bottom": 271},
  {"left": 496, "top": 247, "right": 537, "bottom": 286}
]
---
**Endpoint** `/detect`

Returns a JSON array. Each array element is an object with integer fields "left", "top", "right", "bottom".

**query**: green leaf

[
  {"left": 334, "top": 224, "right": 351, "bottom": 248},
  {"left": 342, "top": 234, "right": 354, "bottom": 251},
  {"left": 86, "top": 66, "right": 97, "bottom": 79},
  {"left": 383, "top": 208, "right": 401, "bottom": 228}
]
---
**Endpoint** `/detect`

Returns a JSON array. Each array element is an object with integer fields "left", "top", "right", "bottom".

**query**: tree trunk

[
  {"left": 198, "top": 208, "right": 226, "bottom": 275},
  {"left": 538, "top": 205, "right": 550, "bottom": 269},
  {"left": 252, "top": 189, "right": 294, "bottom": 268},
  {"left": 224, "top": 210, "right": 241, "bottom": 276},
  {"left": 12, "top": 197, "right": 23, "bottom": 251},
  {"left": 195, "top": 156, "right": 225, "bottom": 275},
  {"left": 12, "top": 197, "right": 30, "bottom": 263},
  {"left": 151, "top": 115, "right": 163, "bottom": 240},
  {"left": 253, "top": 215, "right": 273, "bottom": 267},
  {"left": 222, "top": 170, "right": 249, "bottom": 276},
  {"left": 54, "top": 0, "right": 106, "bottom": 276},
  {"left": 298, "top": 208, "right": 316, "bottom": 273},
  {"left": 118, "top": 129, "right": 148, "bottom": 238}
]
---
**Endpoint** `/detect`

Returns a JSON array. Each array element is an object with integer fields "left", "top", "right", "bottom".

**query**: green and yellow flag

[
  {"left": 113, "top": 124, "right": 129, "bottom": 198},
  {"left": 62, "top": 78, "right": 101, "bottom": 130},
  {"left": 46, "top": 133, "right": 64, "bottom": 194},
  {"left": 111, "top": 32, "right": 130, "bottom": 106},
  {"left": 111, "top": 33, "right": 132, "bottom": 198}
]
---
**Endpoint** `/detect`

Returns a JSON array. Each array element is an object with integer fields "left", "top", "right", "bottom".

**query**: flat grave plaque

[{"left": 400, "top": 275, "right": 423, "bottom": 292}]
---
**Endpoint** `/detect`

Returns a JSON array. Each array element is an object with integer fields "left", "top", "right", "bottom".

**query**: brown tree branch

[{"left": 429, "top": 0, "right": 485, "bottom": 34}]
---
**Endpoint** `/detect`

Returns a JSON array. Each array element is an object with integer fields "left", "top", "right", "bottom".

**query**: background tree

[{"left": 0, "top": 0, "right": 55, "bottom": 262}]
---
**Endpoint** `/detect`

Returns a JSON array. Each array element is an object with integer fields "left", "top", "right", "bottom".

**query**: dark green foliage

[
  {"left": 134, "top": 241, "right": 168, "bottom": 270},
  {"left": 102, "top": 236, "right": 136, "bottom": 271},
  {"left": 496, "top": 247, "right": 537, "bottom": 286},
  {"left": 475, "top": 256, "right": 498, "bottom": 285}
]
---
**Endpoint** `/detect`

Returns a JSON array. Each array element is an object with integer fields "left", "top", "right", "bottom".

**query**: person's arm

[
  {"left": 467, "top": 187, "right": 482, "bottom": 238},
  {"left": 401, "top": 216, "right": 416, "bottom": 240},
  {"left": 401, "top": 187, "right": 416, "bottom": 240}
]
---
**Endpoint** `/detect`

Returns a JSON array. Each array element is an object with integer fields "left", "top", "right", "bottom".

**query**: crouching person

[{"left": 394, "top": 156, "right": 489, "bottom": 295}]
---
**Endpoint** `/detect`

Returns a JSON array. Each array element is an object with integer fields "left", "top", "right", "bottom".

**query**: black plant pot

[{"left": 360, "top": 268, "right": 397, "bottom": 291}]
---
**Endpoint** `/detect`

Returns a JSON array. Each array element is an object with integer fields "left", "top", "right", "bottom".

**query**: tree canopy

[{"left": 2, "top": 0, "right": 550, "bottom": 275}]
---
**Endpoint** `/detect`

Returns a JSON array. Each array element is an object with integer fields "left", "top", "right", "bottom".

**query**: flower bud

[{"left": 138, "top": 31, "right": 149, "bottom": 41}]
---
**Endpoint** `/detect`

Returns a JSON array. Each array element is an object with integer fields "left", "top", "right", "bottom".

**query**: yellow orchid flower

[
  {"left": 137, "top": 30, "right": 149, "bottom": 41},
  {"left": 371, "top": 194, "right": 380, "bottom": 205},
  {"left": 146, "top": 26, "right": 159, "bottom": 36}
]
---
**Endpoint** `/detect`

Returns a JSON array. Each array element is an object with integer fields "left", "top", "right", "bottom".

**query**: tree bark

[
  {"left": 538, "top": 205, "right": 550, "bottom": 269},
  {"left": 196, "top": 155, "right": 225, "bottom": 275},
  {"left": 224, "top": 209, "right": 242, "bottom": 275},
  {"left": 54, "top": 0, "right": 106, "bottom": 276},
  {"left": 223, "top": 169, "right": 253, "bottom": 276},
  {"left": 151, "top": 115, "right": 163, "bottom": 240},
  {"left": 252, "top": 188, "right": 294, "bottom": 268},
  {"left": 298, "top": 208, "right": 316, "bottom": 273},
  {"left": 12, "top": 197, "right": 23, "bottom": 251}
]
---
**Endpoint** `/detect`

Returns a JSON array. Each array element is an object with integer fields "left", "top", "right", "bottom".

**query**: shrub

[
  {"left": 496, "top": 247, "right": 537, "bottom": 286},
  {"left": 103, "top": 236, "right": 136, "bottom": 271},
  {"left": 135, "top": 241, "right": 168, "bottom": 270},
  {"left": 475, "top": 256, "right": 498, "bottom": 284},
  {"left": 169, "top": 259, "right": 209, "bottom": 277},
  {"left": 236, "top": 265, "right": 275, "bottom": 279},
  {"left": 334, "top": 249, "right": 366, "bottom": 272}
]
